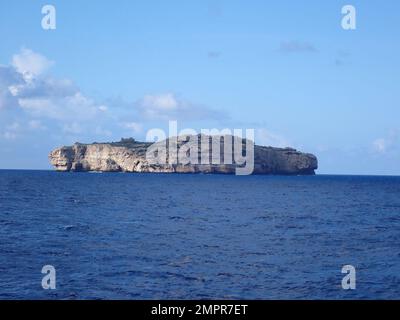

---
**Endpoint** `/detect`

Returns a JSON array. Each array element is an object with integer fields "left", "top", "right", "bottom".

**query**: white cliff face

[
  {"left": 49, "top": 136, "right": 318, "bottom": 175},
  {"left": 49, "top": 143, "right": 146, "bottom": 172}
]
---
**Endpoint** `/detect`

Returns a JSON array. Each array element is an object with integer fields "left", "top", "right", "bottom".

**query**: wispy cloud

[
  {"left": 279, "top": 41, "right": 317, "bottom": 53},
  {"left": 255, "top": 128, "right": 291, "bottom": 148},
  {"left": 372, "top": 138, "right": 387, "bottom": 153},
  {"left": 372, "top": 131, "right": 399, "bottom": 154},
  {"left": 121, "top": 122, "right": 143, "bottom": 134},
  {"left": 334, "top": 50, "right": 350, "bottom": 67},
  {"left": 207, "top": 51, "right": 221, "bottom": 59},
  {"left": 135, "top": 92, "right": 225, "bottom": 121}
]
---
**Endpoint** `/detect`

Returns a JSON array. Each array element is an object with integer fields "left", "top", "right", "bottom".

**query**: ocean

[{"left": 0, "top": 170, "right": 399, "bottom": 299}]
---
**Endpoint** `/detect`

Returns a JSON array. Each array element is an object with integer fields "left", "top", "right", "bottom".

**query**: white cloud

[
  {"left": 1, "top": 49, "right": 107, "bottom": 125},
  {"left": 1, "top": 49, "right": 227, "bottom": 144},
  {"left": 0, "top": 66, "right": 23, "bottom": 110},
  {"left": 0, "top": 49, "right": 126, "bottom": 141},
  {"left": 12, "top": 48, "right": 54, "bottom": 81},
  {"left": 10, "top": 77, "right": 77, "bottom": 99}
]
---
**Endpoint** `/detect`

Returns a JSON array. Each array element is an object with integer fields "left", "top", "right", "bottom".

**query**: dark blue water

[{"left": 0, "top": 170, "right": 399, "bottom": 299}]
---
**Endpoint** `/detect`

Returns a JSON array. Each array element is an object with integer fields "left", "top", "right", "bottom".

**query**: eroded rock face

[{"left": 49, "top": 136, "right": 318, "bottom": 175}]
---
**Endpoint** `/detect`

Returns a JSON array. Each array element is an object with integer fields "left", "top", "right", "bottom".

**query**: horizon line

[{"left": 0, "top": 168, "right": 399, "bottom": 177}]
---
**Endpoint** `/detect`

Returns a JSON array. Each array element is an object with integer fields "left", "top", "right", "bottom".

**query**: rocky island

[{"left": 49, "top": 135, "right": 318, "bottom": 175}]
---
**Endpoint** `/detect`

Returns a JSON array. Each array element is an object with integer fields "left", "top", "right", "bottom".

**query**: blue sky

[{"left": 0, "top": 0, "right": 399, "bottom": 174}]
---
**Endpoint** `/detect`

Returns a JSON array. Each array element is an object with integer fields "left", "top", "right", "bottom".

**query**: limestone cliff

[{"left": 49, "top": 136, "right": 318, "bottom": 175}]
